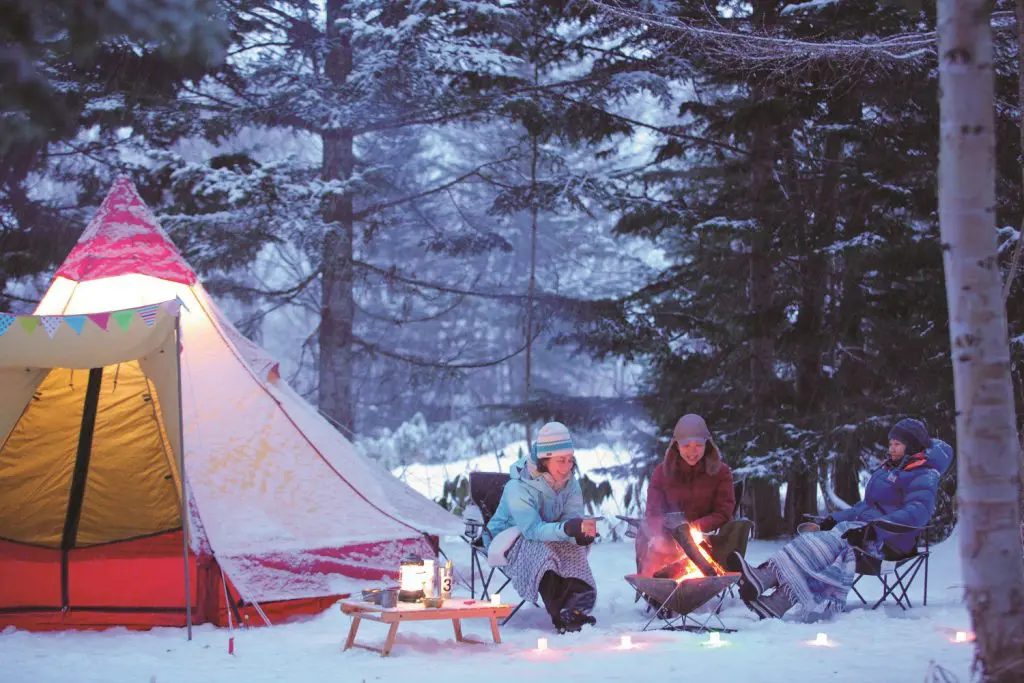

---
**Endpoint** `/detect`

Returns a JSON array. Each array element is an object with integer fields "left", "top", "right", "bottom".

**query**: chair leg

[
  {"left": 501, "top": 600, "right": 526, "bottom": 625},
  {"left": 850, "top": 575, "right": 868, "bottom": 606}
]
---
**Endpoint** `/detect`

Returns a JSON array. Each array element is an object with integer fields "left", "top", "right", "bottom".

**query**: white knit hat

[{"left": 531, "top": 421, "right": 574, "bottom": 463}]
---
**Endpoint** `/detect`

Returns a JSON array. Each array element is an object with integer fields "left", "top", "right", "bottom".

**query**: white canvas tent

[{"left": 3, "top": 177, "right": 459, "bottom": 628}]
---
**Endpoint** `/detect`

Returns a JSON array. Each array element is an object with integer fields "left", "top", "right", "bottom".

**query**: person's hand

[
  {"left": 841, "top": 524, "right": 873, "bottom": 548},
  {"left": 564, "top": 518, "right": 597, "bottom": 546},
  {"left": 819, "top": 516, "right": 838, "bottom": 531},
  {"left": 581, "top": 519, "right": 598, "bottom": 537}
]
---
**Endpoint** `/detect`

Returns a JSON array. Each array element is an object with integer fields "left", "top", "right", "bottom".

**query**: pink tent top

[{"left": 56, "top": 177, "right": 197, "bottom": 286}]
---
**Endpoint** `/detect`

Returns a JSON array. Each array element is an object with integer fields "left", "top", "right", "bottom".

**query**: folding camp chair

[
  {"left": 850, "top": 519, "right": 932, "bottom": 610},
  {"left": 463, "top": 472, "right": 527, "bottom": 625}
]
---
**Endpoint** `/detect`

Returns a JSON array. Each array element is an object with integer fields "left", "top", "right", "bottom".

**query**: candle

[
  {"left": 708, "top": 632, "right": 722, "bottom": 646},
  {"left": 955, "top": 631, "right": 968, "bottom": 643},
  {"left": 620, "top": 635, "right": 633, "bottom": 649},
  {"left": 490, "top": 593, "right": 502, "bottom": 606},
  {"left": 815, "top": 632, "right": 829, "bottom": 646},
  {"left": 537, "top": 637, "right": 549, "bottom": 652}
]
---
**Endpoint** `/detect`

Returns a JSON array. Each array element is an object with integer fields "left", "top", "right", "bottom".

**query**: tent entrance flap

[{"left": 60, "top": 367, "right": 103, "bottom": 610}]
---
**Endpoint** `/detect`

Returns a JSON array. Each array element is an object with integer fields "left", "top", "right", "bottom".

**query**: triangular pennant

[
  {"left": 0, "top": 313, "right": 13, "bottom": 336},
  {"left": 65, "top": 315, "right": 87, "bottom": 335},
  {"left": 163, "top": 299, "right": 182, "bottom": 316},
  {"left": 137, "top": 303, "right": 160, "bottom": 327},
  {"left": 41, "top": 316, "right": 62, "bottom": 338},
  {"left": 18, "top": 316, "right": 39, "bottom": 334},
  {"left": 88, "top": 312, "right": 110, "bottom": 331},
  {"left": 112, "top": 309, "right": 134, "bottom": 330}
]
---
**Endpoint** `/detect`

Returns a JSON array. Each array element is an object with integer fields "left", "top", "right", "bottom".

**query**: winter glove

[
  {"left": 841, "top": 524, "right": 875, "bottom": 549},
  {"left": 563, "top": 518, "right": 595, "bottom": 546},
  {"left": 818, "top": 516, "right": 838, "bottom": 532}
]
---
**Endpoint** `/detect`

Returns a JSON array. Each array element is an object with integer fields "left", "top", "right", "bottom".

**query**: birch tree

[{"left": 937, "top": 2, "right": 1024, "bottom": 680}]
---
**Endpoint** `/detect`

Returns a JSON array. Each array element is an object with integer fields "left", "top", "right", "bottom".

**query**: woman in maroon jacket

[{"left": 637, "top": 414, "right": 752, "bottom": 576}]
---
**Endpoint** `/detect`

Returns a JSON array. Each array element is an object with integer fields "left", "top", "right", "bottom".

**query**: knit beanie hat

[
  {"left": 671, "top": 414, "right": 713, "bottom": 449},
  {"left": 888, "top": 418, "right": 930, "bottom": 455},
  {"left": 530, "top": 421, "right": 574, "bottom": 464}
]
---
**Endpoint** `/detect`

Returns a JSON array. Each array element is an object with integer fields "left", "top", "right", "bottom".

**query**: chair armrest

[
  {"left": 802, "top": 514, "right": 825, "bottom": 522},
  {"left": 865, "top": 519, "right": 925, "bottom": 534},
  {"left": 616, "top": 515, "right": 642, "bottom": 528}
]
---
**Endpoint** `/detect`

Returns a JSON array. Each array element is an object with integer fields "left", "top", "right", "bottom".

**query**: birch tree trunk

[
  {"left": 937, "top": 3, "right": 1024, "bottom": 680},
  {"left": 318, "top": 0, "right": 357, "bottom": 434}
]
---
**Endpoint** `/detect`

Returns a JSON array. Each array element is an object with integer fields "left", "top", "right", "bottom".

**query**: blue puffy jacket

[
  {"left": 832, "top": 439, "right": 951, "bottom": 554},
  {"left": 484, "top": 457, "right": 585, "bottom": 548}
]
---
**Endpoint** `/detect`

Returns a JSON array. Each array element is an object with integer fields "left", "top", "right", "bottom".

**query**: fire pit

[
  {"left": 627, "top": 520, "right": 741, "bottom": 631},
  {"left": 626, "top": 573, "right": 739, "bottom": 616}
]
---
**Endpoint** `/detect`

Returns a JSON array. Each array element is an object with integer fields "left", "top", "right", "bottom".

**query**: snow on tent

[{"left": 0, "top": 177, "right": 461, "bottom": 630}]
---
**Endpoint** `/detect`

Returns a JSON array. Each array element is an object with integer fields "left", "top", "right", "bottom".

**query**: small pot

[
  {"left": 380, "top": 588, "right": 399, "bottom": 609},
  {"left": 423, "top": 596, "right": 444, "bottom": 608}
]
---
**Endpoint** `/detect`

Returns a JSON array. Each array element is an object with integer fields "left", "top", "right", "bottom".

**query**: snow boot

[{"left": 732, "top": 551, "right": 777, "bottom": 601}]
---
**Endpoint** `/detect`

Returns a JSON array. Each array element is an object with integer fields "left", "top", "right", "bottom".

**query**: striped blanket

[
  {"left": 768, "top": 521, "right": 878, "bottom": 621},
  {"left": 504, "top": 538, "right": 595, "bottom": 604}
]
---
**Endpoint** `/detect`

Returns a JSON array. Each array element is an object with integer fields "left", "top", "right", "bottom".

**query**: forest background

[{"left": 4, "top": 0, "right": 1024, "bottom": 538}]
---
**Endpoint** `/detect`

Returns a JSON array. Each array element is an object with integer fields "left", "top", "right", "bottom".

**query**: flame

[{"left": 669, "top": 527, "right": 726, "bottom": 583}]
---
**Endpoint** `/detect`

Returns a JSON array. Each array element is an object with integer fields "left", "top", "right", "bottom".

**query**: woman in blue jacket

[
  {"left": 484, "top": 422, "right": 598, "bottom": 633},
  {"left": 734, "top": 418, "right": 948, "bottom": 621}
]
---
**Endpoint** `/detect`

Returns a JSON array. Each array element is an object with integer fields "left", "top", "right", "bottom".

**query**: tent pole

[{"left": 175, "top": 315, "right": 193, "bottom": 640}]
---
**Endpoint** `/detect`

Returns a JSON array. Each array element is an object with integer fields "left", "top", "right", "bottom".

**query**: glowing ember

[{"left": 668, "top": 528, "right": 726, "bottom": 582}]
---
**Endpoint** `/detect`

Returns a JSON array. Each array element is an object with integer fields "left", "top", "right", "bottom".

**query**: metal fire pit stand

[{"left": 627, "top": 573, "right": 739, "bottom": 634}]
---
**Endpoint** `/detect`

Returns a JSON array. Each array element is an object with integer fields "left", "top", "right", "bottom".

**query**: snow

[{"left": 1, "top": 533, "right": 974, "bottom": 682}]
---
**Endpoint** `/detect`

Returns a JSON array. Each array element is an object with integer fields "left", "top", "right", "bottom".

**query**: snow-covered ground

[{"left": 2, "top": 531, "right": 974, "bottom": 682}]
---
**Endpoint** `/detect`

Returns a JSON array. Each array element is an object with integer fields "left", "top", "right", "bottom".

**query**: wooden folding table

[{"left": 340, "top": 598, "right": 513, "bottom": 657}]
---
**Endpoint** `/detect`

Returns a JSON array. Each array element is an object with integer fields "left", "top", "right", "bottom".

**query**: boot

[
  {"left": 756, "top": 588, "right": 794, "bottom": 619},
  {"left": 732, "top": 551, "right": 777, "bottom": 601}
]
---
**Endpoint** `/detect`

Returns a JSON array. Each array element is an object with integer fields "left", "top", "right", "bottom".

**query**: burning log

[{"left": 668, "top": 521, "right": 721, "bottom": 577}]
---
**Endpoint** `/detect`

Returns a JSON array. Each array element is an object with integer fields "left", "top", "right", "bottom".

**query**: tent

[{"left": 0, "top": 178, "right": 460, "bottom": 630}]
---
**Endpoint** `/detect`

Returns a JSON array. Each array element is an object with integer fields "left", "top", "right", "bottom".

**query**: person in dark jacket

[
  {"left": 637, "top": 414, "right": 752, "bottom": 576},
  {"left": 734, "top": 418, "right": 947, "bottom": 622}
]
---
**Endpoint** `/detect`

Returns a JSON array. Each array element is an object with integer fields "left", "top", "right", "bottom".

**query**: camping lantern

[{"left": 399, "top": 556, "right": 425, "bottom": 602}]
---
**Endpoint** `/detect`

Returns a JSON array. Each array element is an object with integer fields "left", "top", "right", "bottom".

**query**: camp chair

[
  {"left": 849, "top": 519, "right": 933, "bottom": 610},
  {"left": 465, "top": 472, "right": 511, "bottom": 601}
]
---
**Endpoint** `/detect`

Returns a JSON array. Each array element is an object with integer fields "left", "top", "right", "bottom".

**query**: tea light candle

[
  {"left": 955, "top": 631, "right": 968, "bottom": 643},
  {"left": 814, "top": 632, "right": 829, "bottom": 646},
  {"left": 707, "top": 632, "right": 722, "bottom": 646},
  {"left": 620, "top": 635, "right": 633, "bottom": 649},
  {"left": 490, "top": 593, "right": 502, "bottom": 606},
  {"left": 537, "top": 637, "right": 549, "bottom": 652}
]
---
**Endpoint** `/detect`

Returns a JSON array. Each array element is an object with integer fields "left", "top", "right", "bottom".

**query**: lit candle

[
  {"left": 537, "top": 637, "right": 549, "bottom": 652},
  {"left": 955, "top": 631, "right": 968, "bottom": 643},
  {"left": 708, "top": 632, "right": 722, "bottom": 646},
  {"left": 620, "top": 635, "right": 633, "bottom": 649},
  {"left": 490, "top": 593, "right": 502, "bottom": 606},
  {"left": 815, "top": 633, "right": 829, "bottom": 646}
]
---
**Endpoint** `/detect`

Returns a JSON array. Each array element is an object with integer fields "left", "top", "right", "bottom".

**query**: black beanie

[{"left": 888, "top": 418, "right": 929, "bottom": 455}]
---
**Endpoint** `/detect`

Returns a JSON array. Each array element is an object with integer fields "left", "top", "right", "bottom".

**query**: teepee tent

[{"left": 1, "top": 178, "right": 460, "bottom": 630}]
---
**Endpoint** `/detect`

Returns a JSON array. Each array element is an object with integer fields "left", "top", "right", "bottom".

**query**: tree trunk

[
  {"left": 523, "top": 133, "right": 540, "bottom": 445},
  {"left": 318, "top": 0, "right": 357, "bottom": 434},
  {"left": 938, "top": 2, "right": 1024, "bottom": 680}
]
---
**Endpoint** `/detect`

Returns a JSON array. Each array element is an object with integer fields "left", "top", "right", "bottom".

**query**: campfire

[{"left": 624, "top": 518, "right": 738, "bottom": 619}]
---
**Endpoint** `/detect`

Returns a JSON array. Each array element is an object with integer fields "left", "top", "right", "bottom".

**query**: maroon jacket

[{"left": 645, "top": 442, "right": 735, "bottom": 533}]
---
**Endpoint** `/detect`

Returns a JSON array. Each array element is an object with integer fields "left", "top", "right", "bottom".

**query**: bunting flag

[
  {"left": 111, "top": 309, "right": 135, "bottom": 331},
  {"left": 0, "top": 300, "right": 180, "bottom": 338},
  {"left": 40, "top": 316, "right": 62, "bottom": 338},
  {"left": 18, "top": 317, "right": 39, "bottom": 334},
  {"left": 137, "top": 303, "right": 160, "bottom": 327},
  {"left": 88, "top": 312, "right": 111, "bottom": 331},
  {"left": 65, "top": 315, "right": 87, "bottom": 335}
]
